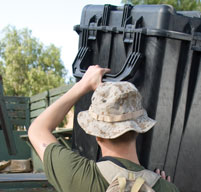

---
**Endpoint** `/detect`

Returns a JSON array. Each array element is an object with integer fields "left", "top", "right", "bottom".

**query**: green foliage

[
  {"left": 0, "top": 26, "right": 67, "bottom": 96},
  {"left": 122, "top": 0, "right": 201, "bottom": 11}
]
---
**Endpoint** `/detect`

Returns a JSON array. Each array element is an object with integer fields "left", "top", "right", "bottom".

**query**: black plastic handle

[{"left": 72, "top": 48, "right": 143, "bottom": 82}]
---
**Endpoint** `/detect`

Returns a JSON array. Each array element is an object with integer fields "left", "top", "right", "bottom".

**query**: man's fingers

[
  {"left": 161, "top": 171, "right": 166, "bottom": 179},
  {"left": 155, "top": 169, "right": 160, "bottom": 175},
  {"left": 101, "top": 68, "right": 111, "bottom": 75},
  {"left": 90, "top": 65, "right": 111, "bottom": 76},
  {"left": 80, "top": 65, "right": 111, "bottom": 92},
  {"left": 167, "top": 176, "right": 171, "bottom": 182},
  {"left": 155, "top": 169, "right": 171, "bottom": 182}
]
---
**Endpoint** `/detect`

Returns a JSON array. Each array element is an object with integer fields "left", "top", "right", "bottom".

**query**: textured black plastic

[{"left": 72, "top": 4, "right": 201, "bottom": 191}]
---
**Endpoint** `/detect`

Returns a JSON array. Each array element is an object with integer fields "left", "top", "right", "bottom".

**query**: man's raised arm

[{"left": 28, "top": 65, "right": 110, "bottom": 161}]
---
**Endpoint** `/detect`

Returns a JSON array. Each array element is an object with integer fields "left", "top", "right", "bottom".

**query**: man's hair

[{"left": 108, "top": 131, "right": 138, "bottom": 145}]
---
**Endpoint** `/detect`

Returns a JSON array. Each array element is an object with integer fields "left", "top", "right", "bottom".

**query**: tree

[
  {"left": 121, "top": 0, "right": 201, "bottom": 11},
  {"left": 0, "top": 26, "right": 67, "bottom": 97}
]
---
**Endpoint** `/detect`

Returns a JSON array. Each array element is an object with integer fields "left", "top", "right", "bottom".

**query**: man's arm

[{"left": 28, "top": 65, "right": 110, "bottom": 161}]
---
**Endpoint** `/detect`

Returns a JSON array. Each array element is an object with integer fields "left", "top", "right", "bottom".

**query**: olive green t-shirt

[{"left": 44, "top": 142, "right": 179, "bottom": 192}]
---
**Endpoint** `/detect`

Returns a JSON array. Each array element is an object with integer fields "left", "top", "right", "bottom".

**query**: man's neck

[{"left": 101, "top": 142, "right": 140, "bottom": 165}]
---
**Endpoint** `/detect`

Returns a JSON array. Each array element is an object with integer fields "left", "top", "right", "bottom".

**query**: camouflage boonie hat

[{"left": 78, "top": 82, "right": 156, "bottom": 139}]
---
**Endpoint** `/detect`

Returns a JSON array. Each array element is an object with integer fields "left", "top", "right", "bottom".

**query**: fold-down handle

[{"left": 72, "top": 48, "right": 143, "bottom": 82}]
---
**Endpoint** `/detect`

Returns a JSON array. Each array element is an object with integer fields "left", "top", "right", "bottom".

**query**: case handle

[
  {"left": 72, "top": 49, "right": 143, "bottom": 82},
  {"left": 72, "top": 9, "right": 144, "bottom": 82}
]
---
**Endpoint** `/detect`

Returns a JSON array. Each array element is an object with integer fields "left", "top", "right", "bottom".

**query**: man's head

[{"left": 78, "top": 82, "right": 156, "bottom": 139}]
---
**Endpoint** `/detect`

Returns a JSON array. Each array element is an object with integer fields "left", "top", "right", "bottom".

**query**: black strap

[{"left": 98, "top": 156, "right": 127, "bottom": 169}]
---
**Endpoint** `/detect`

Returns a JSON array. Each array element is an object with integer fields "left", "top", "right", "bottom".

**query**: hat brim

[{"left": 77, "top": 110, "right": 156, "bottom": 139}]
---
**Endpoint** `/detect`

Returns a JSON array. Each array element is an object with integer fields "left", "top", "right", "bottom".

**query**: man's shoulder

[
  {"left": 154, "top": 177, "right": 179, "bottom": 192},
  {"left": 104, "top": 157, "right": 180, "bottom": 192}
]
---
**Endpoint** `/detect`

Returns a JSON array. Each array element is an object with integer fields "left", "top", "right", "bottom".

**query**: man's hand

[
  {"left": 79, "top": 65, "right": 110, "bottom": 93},
  {"left": 155, "top": 169, "right": 171, "bottom": 182}
]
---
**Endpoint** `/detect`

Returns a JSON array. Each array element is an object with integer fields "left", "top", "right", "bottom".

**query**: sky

[{"left": 0, "top": 0, "right": 122, "bottom": 79}]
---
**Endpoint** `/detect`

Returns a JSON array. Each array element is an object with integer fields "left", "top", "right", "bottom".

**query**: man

[{"left": 28, "top": 65, "right": 179, "bottom": 192}]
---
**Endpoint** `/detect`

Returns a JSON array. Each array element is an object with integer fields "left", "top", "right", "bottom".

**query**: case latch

[{"left": 191, "top": 32, "right": 201, "bottom": 52}]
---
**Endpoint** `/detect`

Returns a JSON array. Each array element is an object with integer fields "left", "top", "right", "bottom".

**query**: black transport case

[{"left": 72, "top": 4, "right": 201, "bottom": 191}]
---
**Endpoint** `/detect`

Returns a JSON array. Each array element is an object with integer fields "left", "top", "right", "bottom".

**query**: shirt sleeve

[
  {"left": 43, "top": 142, "right": 108, "bottom": 192},
  {"left": 153, "top": 178, "right": 180, "bottom": 192}
]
